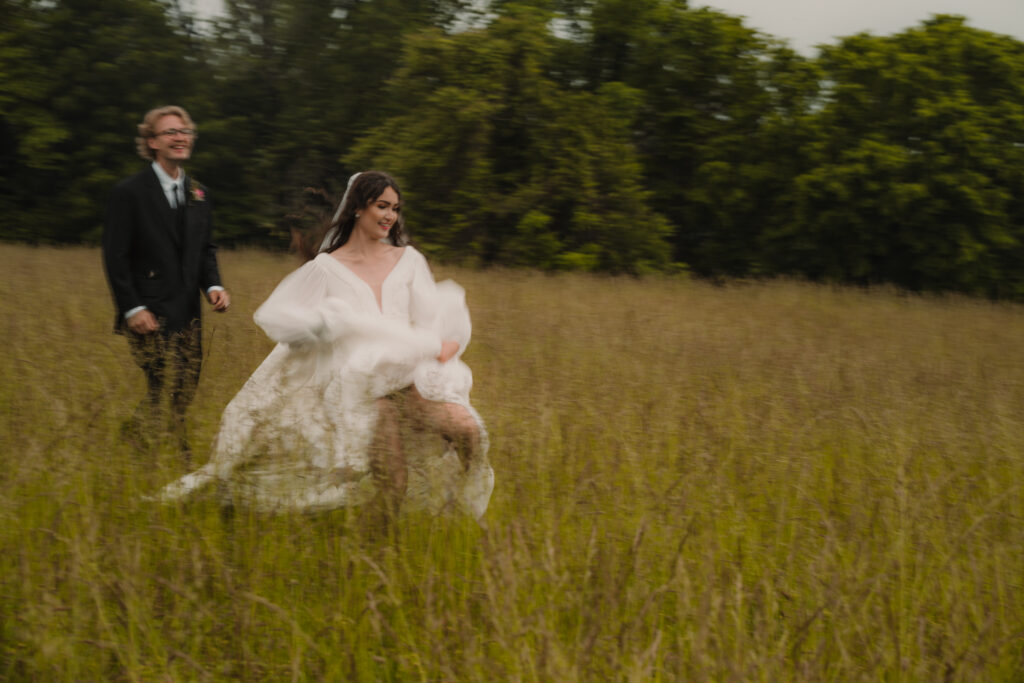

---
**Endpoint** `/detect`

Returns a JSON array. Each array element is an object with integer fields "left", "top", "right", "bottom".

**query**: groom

[{"left": 102, "top": 105, "right": 230, "bottom": 455}]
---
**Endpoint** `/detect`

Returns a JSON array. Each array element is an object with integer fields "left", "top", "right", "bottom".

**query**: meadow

[{"left": 1, "top": 243, "right": 1022, "bottom": 680}]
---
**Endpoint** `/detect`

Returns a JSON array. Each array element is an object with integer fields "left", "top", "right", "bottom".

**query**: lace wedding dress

[{"left": 157, "top": 247, "right": 493, "bottom": 519}]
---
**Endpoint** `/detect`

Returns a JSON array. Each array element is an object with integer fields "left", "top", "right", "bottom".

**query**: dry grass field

[{"left": 1, "top": 243, "right": 1022, "bottom": 680}]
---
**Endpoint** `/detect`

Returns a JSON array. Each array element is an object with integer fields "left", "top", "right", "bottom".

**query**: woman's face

[{"left": 354, "top": 186, "right": 400, "bottom": 241}]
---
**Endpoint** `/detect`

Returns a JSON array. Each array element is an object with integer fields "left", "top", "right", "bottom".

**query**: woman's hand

[{"left": 437, "top": 339, "right": 460, "bottom": 363}]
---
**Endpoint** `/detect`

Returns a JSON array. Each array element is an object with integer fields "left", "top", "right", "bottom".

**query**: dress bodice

[
  {"left": 252, "top": 246, "right": 441, "bottom": 355},
  {"left": 313, "top": 248, "right": 418, "bottom": 322}
]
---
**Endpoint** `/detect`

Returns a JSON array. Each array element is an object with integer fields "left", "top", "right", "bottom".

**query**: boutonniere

[{"left": 189, "top": 182, "right": 206, "bottom": 204}]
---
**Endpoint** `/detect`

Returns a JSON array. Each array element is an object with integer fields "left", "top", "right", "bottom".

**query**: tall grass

[{"left": 1, "top": 243, "right": 1022, "bottom": 680}]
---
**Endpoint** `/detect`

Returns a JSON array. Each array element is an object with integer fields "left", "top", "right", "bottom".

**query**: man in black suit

[{"left": 103, "top": 105, "right": 230, "bottom": 455}]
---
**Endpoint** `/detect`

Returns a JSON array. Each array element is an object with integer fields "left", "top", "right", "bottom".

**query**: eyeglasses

[{"left": 152, "top": 128, "right": 196, "bottom": 138}]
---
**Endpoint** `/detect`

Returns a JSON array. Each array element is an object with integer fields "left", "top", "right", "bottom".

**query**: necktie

[{"left": 175, "top": 183, "right": 186, "bottom": 240}]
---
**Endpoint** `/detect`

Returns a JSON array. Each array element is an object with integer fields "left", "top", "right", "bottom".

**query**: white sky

[
  {"left": 191, "top": 0, "right": 1024, "bottom": 55},
  {"left": 189, "top": 0, "right": 222, "bottom": 20},
  {"left": 699, "top": 0, "right": 1024, "bottom": 54}
]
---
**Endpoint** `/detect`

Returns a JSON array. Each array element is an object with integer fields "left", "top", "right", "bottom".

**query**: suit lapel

[
  {"left": 180, "top": 176, "right": 206, "bottom": 288},
  {"left": 181, "top": 177, "right": 195, "bottom": 272}
]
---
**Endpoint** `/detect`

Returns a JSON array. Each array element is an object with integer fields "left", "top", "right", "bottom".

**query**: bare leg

[
  {"left": 370, "top": 395, "right": 406, "bottom": 522},
  {"left": 404, "top": 387, "right": 482, "bottom": 471},
  {"left": 366, "top": 388, "right": 480, "bottom": 528}
]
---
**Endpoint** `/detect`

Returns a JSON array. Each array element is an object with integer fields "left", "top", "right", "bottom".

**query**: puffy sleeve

[
  {"left": 408, "top": 248, "right": 471, "bottom": 360},
  {"left": 253, "top": 257, "right": 349, "bottom": 345},
  {"left": 253, "top": 250, "right": 442, "bottom": 385},
  {"left": 405, "top": 249, "right": 476, "bottom": 404},
  {"left": 408, "top": 248, "right": 439, "bottom": 332}
]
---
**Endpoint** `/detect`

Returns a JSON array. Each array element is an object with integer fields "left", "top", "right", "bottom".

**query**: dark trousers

[{"left": 127, "top": 320, "right": 202, "bottom": 442}]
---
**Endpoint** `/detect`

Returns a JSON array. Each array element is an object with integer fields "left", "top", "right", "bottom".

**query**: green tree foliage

[
  {"left": 188, "top": 0, "right": 468, "bottom": 244},
  {"left": 562, "top": 0, "right": 822, "bottom": 275},
  {"left": 346, "top": 4, "right": 670, "bottom": 272},
  {"left": 0, "top": 0, "right": 195, "bottom": 242},
  {"left": 768, "top": 16, "right": 1024, "bottom": 297},
  {"left": 3, "top": 1, "right": 1024, "bottom": 297}
]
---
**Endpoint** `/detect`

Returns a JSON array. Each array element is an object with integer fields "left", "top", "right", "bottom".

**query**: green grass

[{"left": 1, "top": 244, "right": 1023, "bottom": 680}]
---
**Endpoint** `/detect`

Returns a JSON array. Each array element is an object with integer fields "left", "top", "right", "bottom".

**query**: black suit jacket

[{"left": 103, "top": 165, "right": 222, "bottom": 335}]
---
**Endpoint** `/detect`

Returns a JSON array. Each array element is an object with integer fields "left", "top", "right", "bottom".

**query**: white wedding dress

[{"left": 158, "top": 246, "right": 493, "bottom": 519}]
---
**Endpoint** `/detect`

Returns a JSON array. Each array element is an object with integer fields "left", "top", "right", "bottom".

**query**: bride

[{"left": 157, "top": 171, "right": 493, "bottom": 520}]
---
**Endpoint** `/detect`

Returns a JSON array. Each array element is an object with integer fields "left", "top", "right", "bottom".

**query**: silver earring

[{"left": 355, "top": 212, "right": 361, "bottom": 218}]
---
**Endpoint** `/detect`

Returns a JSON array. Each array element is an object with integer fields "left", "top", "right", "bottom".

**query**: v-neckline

[{"left": 324, "top": 247, "right": 408, "bottom": 313}]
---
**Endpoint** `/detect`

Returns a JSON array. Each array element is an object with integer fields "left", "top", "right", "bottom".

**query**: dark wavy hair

[
  {"left": 291, "top": 171, "right": 407, "bottom": 261},
  {"left": 328, "top": 169, "right": 406, "bottom": 246}
]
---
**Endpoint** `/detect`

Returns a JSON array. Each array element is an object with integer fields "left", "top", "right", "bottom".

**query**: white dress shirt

[{"left": 152, "top": 160, "right": 186, "bottom": 208}]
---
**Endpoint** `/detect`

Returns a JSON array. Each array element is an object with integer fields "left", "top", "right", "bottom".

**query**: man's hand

[
  {"left": 127, "top": 309, "right": 159, "bottom": 335},
  {"left": 208, "top": 289, "right": 231, "bottom": 312},
  {"left": 437, "top": 339, "right": 460, "bottom": 363}
]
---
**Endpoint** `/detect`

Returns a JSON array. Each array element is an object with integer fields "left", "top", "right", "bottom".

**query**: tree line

[{"left": 3, "top": 0, "right": 1023, "bottom": 297}]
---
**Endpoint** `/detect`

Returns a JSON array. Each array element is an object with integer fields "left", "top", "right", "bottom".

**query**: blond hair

[{"left": 134, "top": 105, "right": 197, "bottom": 160}]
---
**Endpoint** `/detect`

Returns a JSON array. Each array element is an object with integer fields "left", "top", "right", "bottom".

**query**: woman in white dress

[{"left": 157, "top": 171, "right": 493, "bottom": 520}]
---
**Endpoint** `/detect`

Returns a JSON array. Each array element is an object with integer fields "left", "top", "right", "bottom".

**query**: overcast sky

[
  {"left": 190, "top": 0, "right": 1024, "bottom": 55},
  {"left": 700, "top": 0, "right": 1024, "bottom": 54}
]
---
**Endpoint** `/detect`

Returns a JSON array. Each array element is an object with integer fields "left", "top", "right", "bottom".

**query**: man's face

[{"left": 147, "top": 114, "right": 194, "bottom": 167}]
